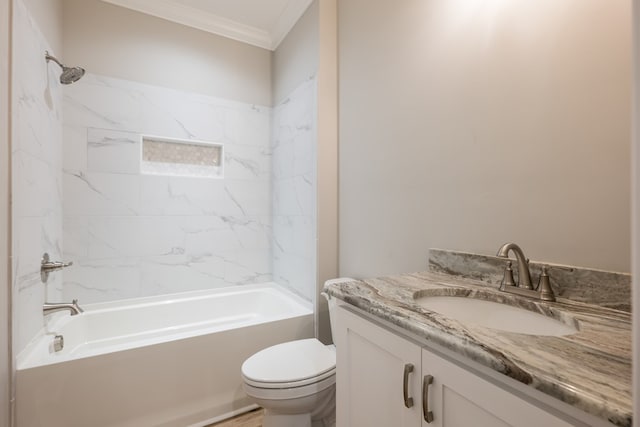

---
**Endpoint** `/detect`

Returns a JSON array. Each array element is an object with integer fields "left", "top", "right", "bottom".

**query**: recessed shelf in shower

[{"left": 140, "top": 135, "right": 224, "bottom": 178}]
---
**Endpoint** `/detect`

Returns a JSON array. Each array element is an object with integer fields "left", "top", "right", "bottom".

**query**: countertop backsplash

[{"left": 428, "top": 249, "right": 631, "bottom": 312}]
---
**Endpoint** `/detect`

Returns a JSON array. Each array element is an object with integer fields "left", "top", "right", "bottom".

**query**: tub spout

[{"left": 43, "top": 299, "right": 84, "bottom": 316}]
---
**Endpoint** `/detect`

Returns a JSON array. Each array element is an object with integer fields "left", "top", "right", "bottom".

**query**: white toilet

[
  {"left": 241, "top": 338, "right": 336, "bottom": 427},
  {"left": 241, "top": 279, "right": 350, "bottom": 427}
]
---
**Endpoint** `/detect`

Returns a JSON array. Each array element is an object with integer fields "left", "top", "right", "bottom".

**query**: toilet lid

[{"left": 242, "top": 338, "right": 336, "bottom": 386}]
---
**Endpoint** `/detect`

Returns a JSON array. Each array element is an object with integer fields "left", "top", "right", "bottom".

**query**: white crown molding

[
  {"left": 270, "top": 0, "right": 313, "bottom": 50},
  {"left": 100, "top": 0, "right": 273, "bottom": 50}
]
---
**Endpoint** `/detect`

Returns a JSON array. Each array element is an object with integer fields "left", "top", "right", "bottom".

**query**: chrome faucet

[
  {"left": 496, "top": 243, "right": 555, "bottom": 302},
  {"left": 43, "top": 299, "right": 84, "bottom": 316}
]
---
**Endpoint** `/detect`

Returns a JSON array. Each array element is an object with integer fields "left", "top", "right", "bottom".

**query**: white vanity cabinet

[
  {"left": 333, "top": 305, "right": 577, "bottom": 427},
  {"left": 420, "top": 347, "right": 574, "bottom": 427},
  {"left": 333, "top": 303, "right": 422, "bottom": 426}
]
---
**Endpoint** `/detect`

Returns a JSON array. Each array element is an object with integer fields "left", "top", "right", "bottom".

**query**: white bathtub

[{"left": 16, "top": 283, "right": 314, "bottom": 427}]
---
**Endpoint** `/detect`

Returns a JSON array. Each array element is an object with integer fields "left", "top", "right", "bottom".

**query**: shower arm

[{"left": 45, "top": 51, "right": 64, "bottom": 69}]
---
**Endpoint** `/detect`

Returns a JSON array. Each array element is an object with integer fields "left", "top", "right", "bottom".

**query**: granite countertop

[{"left": 324, "top": 270, "right": 632, "bottom": 427}]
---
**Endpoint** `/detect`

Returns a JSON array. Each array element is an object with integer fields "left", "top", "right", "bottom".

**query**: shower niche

[{"left": 141, "top": 135, "right": 224, "bottom": 179}]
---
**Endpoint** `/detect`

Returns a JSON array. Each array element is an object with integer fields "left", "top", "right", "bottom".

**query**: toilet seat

[{"left": 241, "top": 338, "right": 336, "bottom": 390}]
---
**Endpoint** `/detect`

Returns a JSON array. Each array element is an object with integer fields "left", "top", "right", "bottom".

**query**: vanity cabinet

[
  {"left": 333, "top": 305, "right": 576, "bottom": 427},
  {"left": 333, "top": 303, "right": 422, "bottom": 426}
]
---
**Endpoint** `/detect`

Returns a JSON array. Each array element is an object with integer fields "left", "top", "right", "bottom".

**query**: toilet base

[{"left": 252, "top": 384, "right": 335, "bottom": 427}]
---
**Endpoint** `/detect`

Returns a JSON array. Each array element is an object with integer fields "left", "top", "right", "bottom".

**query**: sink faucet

[
  {"left": 496, "top": 243, "right": 555, "bottom": 302},
  {"left": 496, "top": 242, "right": 533, "bottom": 289},
  {"left": 43, "top": 299, "right": 84, "bottom": 316}
]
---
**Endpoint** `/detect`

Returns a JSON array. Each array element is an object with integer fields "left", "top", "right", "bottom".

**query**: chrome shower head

[{"left": 45, "top": 51, "right": 85, "bottom": 85}]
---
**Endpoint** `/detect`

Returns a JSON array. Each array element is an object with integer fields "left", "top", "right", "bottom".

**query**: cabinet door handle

[
  {"left": 403, "top": 363, "right": 414, "bottom": 408},
  {"left": 423, "top": 374, "right": 434, "bottom": 423}
]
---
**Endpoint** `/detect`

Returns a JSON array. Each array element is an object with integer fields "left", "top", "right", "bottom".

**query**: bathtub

[{"left": 16, "top": 283, "right": 314, "bottom": 427}]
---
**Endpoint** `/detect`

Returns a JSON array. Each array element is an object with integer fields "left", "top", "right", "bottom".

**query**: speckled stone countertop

[{"left": 324, "top": 270, "right": 631, "bottom": 427}]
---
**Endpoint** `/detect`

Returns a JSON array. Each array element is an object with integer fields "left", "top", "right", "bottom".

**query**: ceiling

[{"left": 100, "top": 0, "right": 313, "bottom": 50}]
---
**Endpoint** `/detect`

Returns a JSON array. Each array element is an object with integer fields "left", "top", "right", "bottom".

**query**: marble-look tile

[
  {"left": 428, "top": 249, "right": 632, "bottom": 311},
  {"left": 62, "top": 73, "right": 274, "bottom": 303},
  {"left": 13, "top": 215, "right": 63, "bottom": 339},
  {"left": 270, "top": 76, "right": 317, "bottom": 301},
  {"left": 13, "top": 151, "right": 63, "bottom": 218},
  {"left": 225, "top": 145, "right": 271, "bottom": 180},
  {"left": 63, "top": 73, "right": 270, "bottom": 145},
  {"left": 62, "top": 216, "right": 89, "bottom": 258},
  {"left": 273, "top": 216, "right": 314, "bottom": 260},
  {"left": 62, "top": 125, "right": 87, "bottom": 173},
  {"left": 273, "top": 252, "right": 314, "bottom": 301},
  {"left": 87, "top": 128, "right": 140, "bottom": 174},
  {"left": 223, "top": 180, "right": 271, "bottom": 216},
  {"left": 138, "top": 255, "right": 228, "bottom": 296},
  {"left": 139, "top": 175, "right": 226, "bottom": 216},
  {"left": 12, "top": 0, "right": 64, "bottom": 354},
  {"left": 219, "top": 216, "right": 272, "bottom": 251},
  {"left": 62, "top": 257, "right": 142, "bottom": 303},
  {"left": 223, "top": 250, "right": 272, "bottom": 286},
  {"left": 225, "top": 104, "right": 271, "bottom": 149},
  {"left": 273, "top": 176, "right": 314, "bottom": 217},
  {"left": 63, "top": 171, "right": 141, "bottom": 216},
  {"left": 14, "top": 216, "right": 62, "bottom": 290},
  {"left": 86, "top": 216, "right": 192, "bottom": 259}
]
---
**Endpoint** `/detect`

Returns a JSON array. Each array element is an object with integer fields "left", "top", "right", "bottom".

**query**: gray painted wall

[
  {"left": 62, "top": 0, "right": 272, "bottom": 106},
  {"left": 339, "top": 0, "right": 632, "bottom": 277},
  {"left": 272, "top": 1, "right": 318, "bottom": 104},
  {"left": 271, "top": 0, "right": 339, "bottom": 344},
  {"left": 22, "top": 0, "right": 62, "bottom": 54}
]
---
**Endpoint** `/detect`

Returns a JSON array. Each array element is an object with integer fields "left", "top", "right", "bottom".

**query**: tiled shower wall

[
  {"left": 271, "top": 75, "right": 317, "bottom": 301},
  {"left": 12, "top": 1, "right": 318, "bottom": 354},
  {"left": 12, "top": 0, "right": 64, "bottom": 353},
  {"left": 62, "top": 74, "right": 272, "bottom": 303}
]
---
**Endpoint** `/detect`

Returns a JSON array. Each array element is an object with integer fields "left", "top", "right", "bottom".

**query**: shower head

[
  {"left": 59, "top": 66, "right": 85, "bottom": 84},
  {"left": 45, "top": 51, "right": 85, "bottom": 85}
]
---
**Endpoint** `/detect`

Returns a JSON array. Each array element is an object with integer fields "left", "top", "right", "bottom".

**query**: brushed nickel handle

[
  {"left": 423, "top": 374, "right": 434, "bottom": 423},
  {"left": 40, "top": 253, "right": 73, "bottom": 282},
  {"left": 403, "top": 363, "right": 414, "bottom": 408}
]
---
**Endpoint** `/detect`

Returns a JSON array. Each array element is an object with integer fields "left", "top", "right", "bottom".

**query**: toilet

[
  {"left": 241, "top": 338, "right": 336, "bottom": 427},
  {"left": 241, "top": 279, "right": 350, "bottom": 427}
]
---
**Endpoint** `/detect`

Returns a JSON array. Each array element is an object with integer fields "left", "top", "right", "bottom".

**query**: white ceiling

[{"left": 100, "top": 0, "right": 313, "bottom": 50}]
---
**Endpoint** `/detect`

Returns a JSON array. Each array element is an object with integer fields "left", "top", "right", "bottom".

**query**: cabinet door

[
  {"left": 421, "top": 348, "right": 574, "bottom": 427},
  {"left": 334, "top": 306, "right": 422, "bottom": 427}
]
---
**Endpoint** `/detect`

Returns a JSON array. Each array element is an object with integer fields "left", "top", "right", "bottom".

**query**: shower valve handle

[{"left": 41, "top": 253, "right": 73, "bottom": 282}]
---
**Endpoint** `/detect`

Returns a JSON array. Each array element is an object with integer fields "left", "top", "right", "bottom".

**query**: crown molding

[{"left": 101, "top": 0, "right": 273, "bottom": 50}]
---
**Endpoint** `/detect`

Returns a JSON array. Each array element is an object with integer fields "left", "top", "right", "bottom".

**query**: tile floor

[{"left": 209, "top": 408, "right": 263, "bottom": 427}]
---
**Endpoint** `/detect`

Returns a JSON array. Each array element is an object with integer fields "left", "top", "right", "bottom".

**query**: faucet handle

[
  {"left": 537, "top": 265, "right": 556, "bottom": 302},
  {"left": 500, "top": 261, "right": 516, "bottom": 291},
  {"left": 41, "top": 253, "right": 74, "bottom": 283}
]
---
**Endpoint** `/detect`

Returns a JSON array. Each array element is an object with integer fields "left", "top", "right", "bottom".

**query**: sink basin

[{"left": 415, "top": 296, "right": 577, "bottom": 336}]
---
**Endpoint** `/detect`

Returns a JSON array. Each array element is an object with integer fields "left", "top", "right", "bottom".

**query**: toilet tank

[{"left": 322, "top": 278, "right": 355, "bottom": 343}]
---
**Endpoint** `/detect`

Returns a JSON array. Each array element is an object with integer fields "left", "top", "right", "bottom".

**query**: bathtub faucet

[{"left": 43, "top": 299, "right": 84, "bottom": 316}]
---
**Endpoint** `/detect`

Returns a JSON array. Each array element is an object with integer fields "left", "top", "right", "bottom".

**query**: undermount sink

[{"left": 415, "top": 296, "right": 578, "bottom": 337}]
